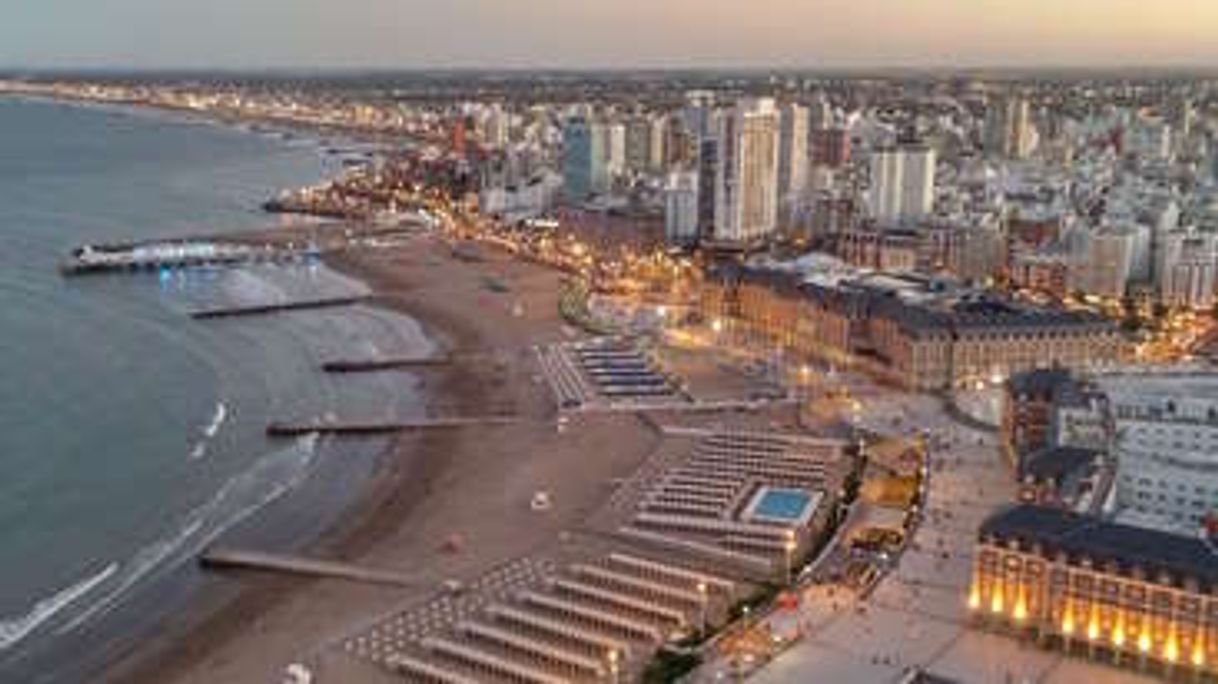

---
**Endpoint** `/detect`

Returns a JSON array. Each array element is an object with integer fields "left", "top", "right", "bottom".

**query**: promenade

[{"left": 698, "top": 384, "right": 1161, "bottom": 684}]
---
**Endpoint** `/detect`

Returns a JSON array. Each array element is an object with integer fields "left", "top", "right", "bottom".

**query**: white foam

[
  {"left": 202, "top": 401, "right": 227, "bottom": 440},
  {"left": 189, "top": 401, "right": 228, "bottom": 461},
  {"left": 57, "top": 434, "right": 320, "bottom": 635},
  {"left": 0, "top": 562, "right": 117, "bottom": 651}
]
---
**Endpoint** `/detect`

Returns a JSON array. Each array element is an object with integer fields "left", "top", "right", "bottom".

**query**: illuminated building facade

[
  {"left": 700, "top": 265, "right": 1124, "bottom": 391},
  {"left": 970, "top": 505, "right": 1218, "bottom": 677}
]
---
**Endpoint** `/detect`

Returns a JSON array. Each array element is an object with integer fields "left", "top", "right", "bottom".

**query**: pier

[
  {"left": 322, "top": 355, "right": 452, "bottom": 373},
  {"left": 266, "top": 416, "right": 517, "bottom": 437},
  {"left": 190, "top": 295, "right": 369, "bottom": 319},
  {"left": 199, "top": 547, "right": 415, "bottom": 587},
  {"left": 61, "top": 240, "right": 324, "bottom": 276}
]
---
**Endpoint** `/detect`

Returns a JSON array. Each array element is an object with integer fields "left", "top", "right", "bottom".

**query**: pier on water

[
  {"left": 266, "top": 416, "right": 518, "bottom": 437},
  {"left": 322, "top": 355, "right": 452, "bottom": 373},
  {"left": 199, "top": 547, "right": 415, "bottom": 587},
  {"left": 189, "top": 295, "right": 370, "bottom": 320},
  {"left": 61, "top": 239, "right": 324, "bottom": 276}
]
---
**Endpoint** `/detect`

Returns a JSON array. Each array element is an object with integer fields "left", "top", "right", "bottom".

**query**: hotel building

[
  {"left": 1096, "top": 371, "right": 1218, "bottom": 532},
  {"left": 701, "top": 264, "right": 1124, "bottom": 391},
  {"left": 971, "top": 505, "right": 1218, "bottom": 678}
]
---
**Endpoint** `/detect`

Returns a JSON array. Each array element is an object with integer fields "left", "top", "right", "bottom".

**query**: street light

[
  {"left": 783, "top": 531, "right": 797, "bottom": 586},
  {"left": 697, "top": 581, "right": 708, "bottom": 635},
  {"left": 608, "top": 649, "right": 619, "bottom": 684}
]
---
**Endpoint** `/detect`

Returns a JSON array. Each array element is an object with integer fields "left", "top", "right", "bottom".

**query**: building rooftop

[
  {"left": 1020, "top": 445, "right": 1101, "bottom": 483},
  {"left": 980, "top": 504, "right": 1218, "bottom": 591},
  {"left": 1008, "top": 367, "right": 1074, "bottom": 398}
]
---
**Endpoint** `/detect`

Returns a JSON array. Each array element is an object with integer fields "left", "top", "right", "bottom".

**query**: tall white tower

[
  {"left": 868, "top": 144, "right": 935, "bottom": 224},
  {"left": 714, "top": 98, "right": 780, "bottom": 244}
]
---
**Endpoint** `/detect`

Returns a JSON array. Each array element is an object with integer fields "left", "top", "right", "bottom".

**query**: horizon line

[{"left": 4, "top": 63, "right": 1218, "bottom": 79}]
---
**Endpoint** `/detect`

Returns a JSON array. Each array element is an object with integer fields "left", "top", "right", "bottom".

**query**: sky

[{"left": 3, "top": 0, "right": 1217, "bottom": 70}]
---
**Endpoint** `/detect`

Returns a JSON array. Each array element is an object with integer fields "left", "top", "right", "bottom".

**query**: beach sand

[{"left": 105, "top": 232, "right": 662, "bottom": 684}]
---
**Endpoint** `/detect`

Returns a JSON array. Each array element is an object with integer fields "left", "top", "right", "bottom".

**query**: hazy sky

[{"left": 4, "top": 0, "right": 1218, "bottom": 70}]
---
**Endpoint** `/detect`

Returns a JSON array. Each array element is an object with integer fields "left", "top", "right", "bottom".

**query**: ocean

[{"left": 0, "top": 96, "right": 430, "bottom": 681}]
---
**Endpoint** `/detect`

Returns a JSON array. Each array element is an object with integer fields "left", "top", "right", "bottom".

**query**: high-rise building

[
  {"left": 561, "top": 117, "right": 608, "bottom": 201},
  {"left": 868, "top": 144, "right": 936, "bottom": 224},
  {"left": 985, "top": 96, "right": 1035, "bottom": 159},
  {"left": 1127, "top": 118, "right": 1173, "bottom": 160},
  {"left": 1098, "top": 372, "right": 1218, "bottom": 532},
  {"left": 480, "top": 103, "right": 510, "bottom": 150},
  {"left": 664, "top": 171, "right": 700, "bottom": 246},
  {"left": 606, "top": 121, "right": 627, "bottom": 179},
  {"left": 713, "top": 98, "right": 781, "bottom": 245},
  {"left": 697, "top": 137, "right": 720, "bottom": 241},
  {"left": 624, "top": 116, "right": 652, "bottom": 175},
  {"left": 1156, "top": 231, "right": 1218, "bottom": 310},
  {"left": 810, "top": 128, "right": 851, "bottom": 168},
  {"left": 899, "top": 145, "right": 936, "bottom": 221},
  {"left": 648, "top": 115, "right": 667, "bottom": 172},
  {"left": 682, "top": 90, "right": 717, "bottom": 140},
  {"left": 808, "top": 93, "right": 832, "bottom": 131},
  {"left": 777, "top": 103, "right": 809, "bottom": 219},
  {"left": 869, "top": 149, "right": 905, "bottom": 223},
  {"left": 1070, "top": 226, "right": 1136, "bottom": 299}
]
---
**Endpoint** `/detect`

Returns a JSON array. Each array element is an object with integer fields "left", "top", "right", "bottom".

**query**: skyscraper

[
  {"left": 810, "top": 128, "right": 851, "bottom": 168},
  {"left": 561, "top": 117, "right": 608, "bottom": 201},
  {"left": 624, "top": 116, "right": 652, "bottom": 175},
  {"left": 808, "top": 93, "right": 832, "bottom": 131},
  {"left": 648, "top": 115, "right": 667, "bottom": 172},
  {"left": 869, "top": 148, "right": 904, "bottom": 222},
  {"left": 697, "top": 136, "right": 719, "bottom": 242},
  {"left": 985, "top": 96, "right": 1034, "bottom": 159},
  {"left": 606, "top": 121, "right": 627, "bottom": 180},
  {"left": 868, "top": 144, "right": 936, "bottom": 224},
  {"left": 899, "top": 145, "right": 936, "bottom": 220},
  {"left": 664, "top": 171, "right": 700, "bottom": 246},
  {"left": 777, "top": 102, "right": 809, "bottom": 222},
  {"left": 714, "top": 98, "right": 780, "bottom": 245},
  {"left": 682, "top": 90, "right": 717, "bottom": 140}
]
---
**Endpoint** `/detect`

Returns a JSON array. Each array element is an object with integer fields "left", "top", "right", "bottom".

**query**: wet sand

[{"left": 106, "top": 232, "right": 660, "bottom": 683}]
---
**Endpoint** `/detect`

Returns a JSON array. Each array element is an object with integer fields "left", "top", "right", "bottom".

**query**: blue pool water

[{"left": 753, "top": 488, "right": 813, "bottom": 521}]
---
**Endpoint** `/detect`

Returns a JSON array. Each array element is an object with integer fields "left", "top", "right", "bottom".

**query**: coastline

[
  {"left": 98, "top": 244, "right": 474, "bottom": 684},
  {"left": 8, "top": 91, "right": 655, "bottom": 684},
  {"left": 102, "top": 227, "right": 662, "bottom": 684}
]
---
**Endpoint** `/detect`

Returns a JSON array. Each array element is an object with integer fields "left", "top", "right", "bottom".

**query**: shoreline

[
  {"left": 98, "top": 245, "right": 476, "bottom": 684},
  {"left": 101, "top": 226, "right": 663, "bottom": 684}
]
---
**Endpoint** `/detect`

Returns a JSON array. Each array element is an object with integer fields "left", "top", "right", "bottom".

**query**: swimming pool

[{"left": 744, "top": 487, "right": 821, "bottom": 525}]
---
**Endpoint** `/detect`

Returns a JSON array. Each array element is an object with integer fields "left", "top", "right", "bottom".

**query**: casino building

[
  {"left": 970, "top": 505, "right": 1218, "bottom": 677},
  {"left": 700, "top": 263, "right": 1125, "bottom": 391}
]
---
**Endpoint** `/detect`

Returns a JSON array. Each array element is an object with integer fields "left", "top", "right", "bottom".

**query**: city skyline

[{"left": 5, "top": 0, "right": 1218, "bottom": 70}]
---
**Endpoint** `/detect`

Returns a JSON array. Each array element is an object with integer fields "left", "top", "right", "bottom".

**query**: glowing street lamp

[
  {"left": 783, "top": 532, "right": 797, "bottom": 586},
  {"left": 697, "top": 581, "right": 708, "bottom": 634}
]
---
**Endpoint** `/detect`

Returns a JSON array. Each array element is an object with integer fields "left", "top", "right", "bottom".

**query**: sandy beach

[{"left": 103, "top": 230, "right": 663, "bottom": 684}]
